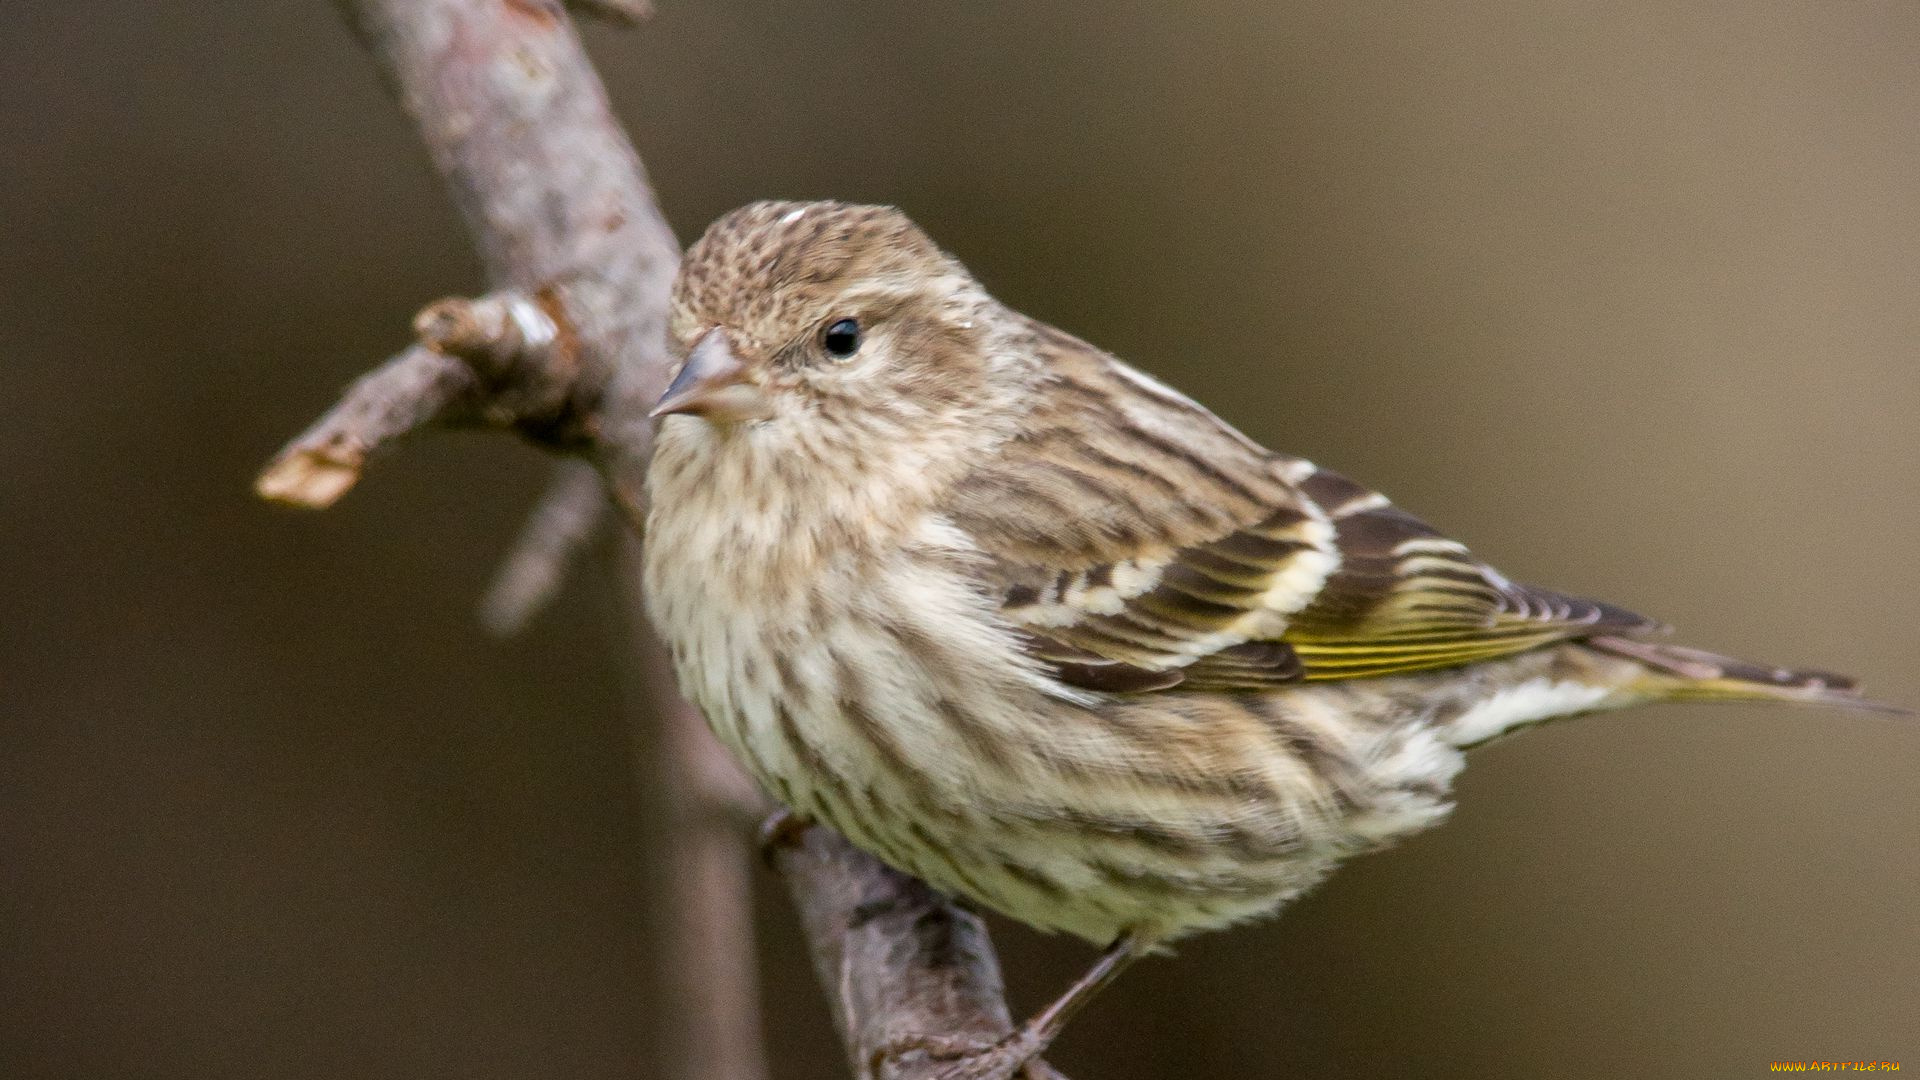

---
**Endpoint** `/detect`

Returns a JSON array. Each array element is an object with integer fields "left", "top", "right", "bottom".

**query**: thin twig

[
  {"left": 479, "top": 460, "right": 610, "bottom": 636},
  {"left": 257, "top": 345, "right": 476, "bottom": 509}
]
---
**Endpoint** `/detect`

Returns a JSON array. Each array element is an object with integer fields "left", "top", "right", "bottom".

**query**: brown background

[{"left": 2, "top": 2, "right": 1914, "bottom": 1078}]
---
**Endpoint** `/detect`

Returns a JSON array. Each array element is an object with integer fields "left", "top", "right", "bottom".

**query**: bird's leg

[
  {"left": 901, "top": 934, "right": 1144, "bottom": 1080},
  {"left": 1021, "top": 933, "right": 1141, "bottom": 1048}
]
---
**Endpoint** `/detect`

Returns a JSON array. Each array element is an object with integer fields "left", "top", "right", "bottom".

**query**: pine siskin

[{"left": 641, "top": 200, "right": 1891, "bottom": 1070}]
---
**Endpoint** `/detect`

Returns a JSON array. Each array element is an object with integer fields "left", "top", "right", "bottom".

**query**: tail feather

[{"left": 1587, "top": 635, "right": 1907, "bottom": 714}]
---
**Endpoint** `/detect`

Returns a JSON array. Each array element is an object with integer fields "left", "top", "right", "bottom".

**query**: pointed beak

[{"left": 650, "top": 329, "right": 774, "bottom": 422}]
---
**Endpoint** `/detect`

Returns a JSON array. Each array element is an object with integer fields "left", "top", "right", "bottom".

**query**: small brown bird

[{"left": 643, "top": 200, "right": 1890, "bottom": 1072}]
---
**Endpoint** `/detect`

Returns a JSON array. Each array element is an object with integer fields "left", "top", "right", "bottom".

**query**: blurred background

[{"left": 2, "top": 2, "right": 1914, "bottom": 1077}]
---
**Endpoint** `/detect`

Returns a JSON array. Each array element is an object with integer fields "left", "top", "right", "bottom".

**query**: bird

[{"left": 640, "top": 199, "right": 1894, "bottom": 1074}]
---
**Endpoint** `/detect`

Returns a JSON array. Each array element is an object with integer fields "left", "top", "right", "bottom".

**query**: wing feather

[{"left": 947, "top": 322, "right": 1658, "bottom": 693}]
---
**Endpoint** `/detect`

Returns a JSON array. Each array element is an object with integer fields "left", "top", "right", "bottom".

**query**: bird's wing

[{"left": 946, "top": 326, "right": 1658, "bottom": 693}]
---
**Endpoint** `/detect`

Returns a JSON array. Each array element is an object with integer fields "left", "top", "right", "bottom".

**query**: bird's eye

[{"left": 821, "top": 318, "right": 861, "bottom": 359}]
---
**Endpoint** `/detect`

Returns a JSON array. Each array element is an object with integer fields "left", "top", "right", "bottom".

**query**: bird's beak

[{"left": 650, "top": 329, "right": 773, "bottom": 422}]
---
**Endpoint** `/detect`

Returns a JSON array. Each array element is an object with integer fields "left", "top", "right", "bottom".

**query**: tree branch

[
  {"left": 257, "top": 343, "right": 475, "bottom": 509},
  {"left": 262, "top": 2, "right": 1066, "bottom": 1077},
  {"left": 774, "top": 827, "right": 1070, "bottom": 1080},
  {"left": 478, "top": 459, "right": 608, "bottom": 636}
]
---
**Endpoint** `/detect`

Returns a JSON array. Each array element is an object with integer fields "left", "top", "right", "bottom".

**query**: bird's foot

[
  {"left": 756, "top": 807, "right": 813, "bottom": 866},
  {"left": 873, "top": 1027, "right": 1051, "bottom": 1080}
]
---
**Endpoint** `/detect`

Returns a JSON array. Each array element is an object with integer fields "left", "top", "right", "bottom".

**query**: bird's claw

[
  {"left": 872, "top": 1027, "right": 1049, "bottom": 1080},
  {"left": 756, "top": 807, "right": 813, "bottom": 866}
]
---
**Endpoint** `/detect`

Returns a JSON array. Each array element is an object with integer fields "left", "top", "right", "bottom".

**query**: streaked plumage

[{"left": 642, "top": 200, "right": 1886, "bottom": 1062}]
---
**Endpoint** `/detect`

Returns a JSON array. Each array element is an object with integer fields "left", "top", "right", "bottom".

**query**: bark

[
  {"left": 260, "top": 2, "right": 1067, "bottom": 1078},
  {"left": 774, "top": 827, "right": 1069, "bottom": 1080}
]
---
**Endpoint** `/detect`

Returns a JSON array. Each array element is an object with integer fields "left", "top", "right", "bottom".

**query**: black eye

[{"left": 821, "top": 318, "right": 861, "bottom": 359}]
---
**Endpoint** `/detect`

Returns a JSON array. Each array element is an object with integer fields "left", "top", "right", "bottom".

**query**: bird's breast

[{"left": 643, "top": 452, "right": 1051, "bottom": 796}]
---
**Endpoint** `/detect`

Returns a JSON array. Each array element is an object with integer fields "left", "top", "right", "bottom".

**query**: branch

[
  {"left": 257, "top": 344, "right": 474, "bottom": 508},
  {"left": 264, "top": 2, "right": 1065, "bottom": 1077},
  {"left": 257, "top": 287, "right": 588, "bottom": 510},
  {"left": 478, "top": 459, "right": 608, "bottom": 636},
  {"left": 775, "top": 827, "right": 1069, "bottom": 1080}
]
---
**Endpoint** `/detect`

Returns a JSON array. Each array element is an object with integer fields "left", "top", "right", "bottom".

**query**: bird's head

[{"left": 656, "top": 201, "right": 1014, "bottom": 437}]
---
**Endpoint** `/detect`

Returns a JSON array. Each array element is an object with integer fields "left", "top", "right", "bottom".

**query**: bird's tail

[{"left": 1586, "top": 635, "right": 1906, "bottom": 714}]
